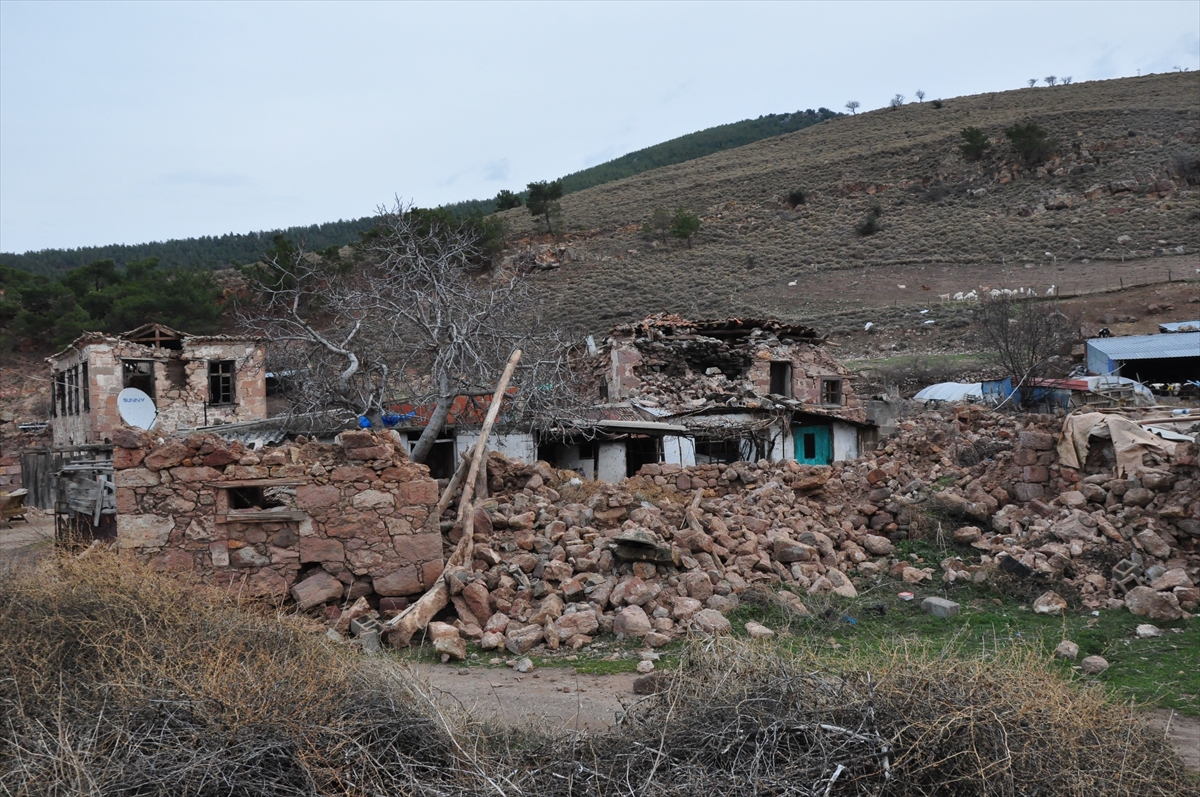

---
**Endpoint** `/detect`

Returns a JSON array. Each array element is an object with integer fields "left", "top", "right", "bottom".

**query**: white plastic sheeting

[{"left": 913, "top": 382, "right": 985, "bottom": 403}]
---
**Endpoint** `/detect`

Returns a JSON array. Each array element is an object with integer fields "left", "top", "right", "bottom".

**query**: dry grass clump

[
  {"left": 522, "top": 638, "right": 1192, "bottom": 797},
  {"left": 0, "top": 552, "right": 476, "bottom": 796},
  {"left": 1, "top": 552, "right": 1191, "bottom": 795}
]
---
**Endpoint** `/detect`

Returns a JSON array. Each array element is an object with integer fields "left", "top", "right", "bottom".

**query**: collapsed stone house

[
  {"left": 46, "top": 323, "right": 267, "bottom": 447},
  {"left": 379, "top": 315, "right": 877, "bottom": 483},
  {"left": 536, "top": 314, "right": 876, "bottom": 479}
]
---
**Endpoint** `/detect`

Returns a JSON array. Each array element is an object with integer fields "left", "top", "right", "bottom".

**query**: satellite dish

[{"left": 117, "top": 388, "right": 158, "bottom": 430}]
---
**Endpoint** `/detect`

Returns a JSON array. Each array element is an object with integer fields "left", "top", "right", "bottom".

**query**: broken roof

[
  {"left": 49, "top": 323, "right": 263, "bottom": 361},
  {"left": 611, "top": 313, "right": 822, "bottom": 341}
]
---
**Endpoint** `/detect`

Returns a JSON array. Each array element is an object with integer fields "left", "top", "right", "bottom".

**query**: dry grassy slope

[{"left": 502, "top": 73, "right": 1200, "bottom": 333}]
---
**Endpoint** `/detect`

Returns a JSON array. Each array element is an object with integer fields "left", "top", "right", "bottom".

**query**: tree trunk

[{"left": 409, "top": 377, "right": 455, "bottom": 464}]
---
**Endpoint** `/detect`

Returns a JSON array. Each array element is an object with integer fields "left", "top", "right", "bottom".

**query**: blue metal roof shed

[{"left": 1086, "top": 332, "right": 1200, "bottom": 381}]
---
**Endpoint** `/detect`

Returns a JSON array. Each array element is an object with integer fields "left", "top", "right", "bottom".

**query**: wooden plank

[{"left": 215, "top": 510, "right": 306, "bottom": 524}]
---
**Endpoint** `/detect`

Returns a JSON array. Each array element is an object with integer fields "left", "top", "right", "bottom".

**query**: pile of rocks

[{"left": 403, "top": 405, "right": 1196, "bottom": 658}]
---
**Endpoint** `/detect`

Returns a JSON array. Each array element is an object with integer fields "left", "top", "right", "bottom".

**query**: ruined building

[
  {"left": 47, "top": 323, "right": 267, "bottom": 447},
  {"left": 538, "top": 315, "right": 875, "bottom": 478}
]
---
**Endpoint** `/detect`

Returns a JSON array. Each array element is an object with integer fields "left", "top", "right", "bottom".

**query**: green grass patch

[{"left": 726, "top": 576, "right": 1200, "bottom": 716}]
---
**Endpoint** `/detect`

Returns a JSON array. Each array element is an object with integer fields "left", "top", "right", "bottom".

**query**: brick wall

[{"left": 113, "top": 427, "right": 443, "bottom": 609}]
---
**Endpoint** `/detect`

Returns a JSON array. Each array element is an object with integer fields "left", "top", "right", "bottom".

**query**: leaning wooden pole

[{"left": 384, "top": 349, "right": 523, "bottom": 643}]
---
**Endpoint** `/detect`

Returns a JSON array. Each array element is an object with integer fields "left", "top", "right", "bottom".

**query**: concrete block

[{"left": 921, "top": 596, "right": 961, "bottom": 618}]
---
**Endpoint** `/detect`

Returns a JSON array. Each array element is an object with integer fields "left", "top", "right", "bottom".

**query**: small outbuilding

[
  {"left": 47, "top": 324, "right": 267, "bottom": 447},
  {"left": 1085, "top": 331, "right": 1200, "bottom": 384}
]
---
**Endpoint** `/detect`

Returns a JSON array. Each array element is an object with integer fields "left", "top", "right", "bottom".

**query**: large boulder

[
  {"left": 1124, "top": 586, "right": 1184, "bottom": 621},
  {"left": 613, "top": 605, "right": 652, "bottom": 639}
]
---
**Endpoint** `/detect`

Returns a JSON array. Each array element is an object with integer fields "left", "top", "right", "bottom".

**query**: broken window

[
  {"left": 123, "top": 360, "right": 156, "bottom": 400},
  {"left": 821, "top": 379, "right": 843, "bottom": 406},
  {"left": 208, "top": 360, "right": 235, "bottom": 405},
  {"left": 770, "top": 362, "right": 793, "bottom": 397},
  {"left": 81, "top": 363, "right": 89, "bottom": 411}
]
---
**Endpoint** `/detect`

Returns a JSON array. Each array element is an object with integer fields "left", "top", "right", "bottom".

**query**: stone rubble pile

[{"left": 383, "top": 405, "right": 1197, "bottom": 658}]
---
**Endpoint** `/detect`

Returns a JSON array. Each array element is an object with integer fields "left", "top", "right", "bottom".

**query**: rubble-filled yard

[{"left": 363, "top": 404, "right": 1197, "bottom": 692}]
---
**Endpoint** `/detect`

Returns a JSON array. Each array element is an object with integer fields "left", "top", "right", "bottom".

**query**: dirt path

[
  {"left": 414, "top": 663, "right": 1200, "bottom": 769},
  {"left": 0, "top": 510, "right": 55, "bottom": 569},
  {"left": 415, "top": 662, "right": 639, "bottom": 733}
]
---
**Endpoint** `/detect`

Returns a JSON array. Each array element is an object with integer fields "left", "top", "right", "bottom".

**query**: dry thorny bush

[{"left": 0, "top": 551, "right": 1191, "bottom": 796}]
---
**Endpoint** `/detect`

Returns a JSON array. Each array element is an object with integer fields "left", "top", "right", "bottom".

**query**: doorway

[{"left": 793, "top": 425, "right": 832, "bottom": 465}]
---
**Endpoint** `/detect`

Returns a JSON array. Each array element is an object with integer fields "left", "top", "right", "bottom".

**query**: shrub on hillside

[
  {"left": 1005, "top": 122, "right": 1056, "bottom": 166},
  {"left": 958, "top": 126, "right": 991, "bottom": 161},
  {"left": 787, "top": 188, "right": 807, "bottom": 207},
  {"left": 857, "top": 203, "right": 883, "bottom": 235},
  {"left": 671, "top": 207, "right": 702, "bottom": 247}
]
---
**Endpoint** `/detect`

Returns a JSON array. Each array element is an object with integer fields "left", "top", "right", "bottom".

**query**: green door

[{"left": 793, "top": 425, "right": 832, "bottom": 465}]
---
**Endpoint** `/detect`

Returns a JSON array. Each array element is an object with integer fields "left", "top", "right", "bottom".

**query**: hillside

[{"left": 498, "top": 73, "right": 1200, "bottom": 333}]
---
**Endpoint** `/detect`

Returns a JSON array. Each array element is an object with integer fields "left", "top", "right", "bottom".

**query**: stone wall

[{"left": 113, "top": 427, "right": 443, "bottom": 609}]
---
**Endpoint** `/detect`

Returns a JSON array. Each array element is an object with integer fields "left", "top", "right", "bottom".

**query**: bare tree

[
  {"left": 1027, "top": 78, "right": 1038, "bottom": 88},
  {"left": 976, "top": 296, "right": 1076, "bottom": 407},
  {"left": 915, "top": 89, "right": 926, "bottom": 102},
  {"left": 238, "top": 203, "right": 583, "bottom": 463},
  {"left": 889, "top": 94, "right": 905, "bottom": 109},
  {"left": 1061, "top": 76, "right": 1073, "bottom": 84},
  {"left": 1044, "top": 75, "right": 1057, "bottom": 86},
  {"left": 845, "top": 100, "right": 860, "bottom": 115}
]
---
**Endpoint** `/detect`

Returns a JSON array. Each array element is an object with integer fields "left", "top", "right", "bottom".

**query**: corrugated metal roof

[
  {"left": 1158, "top": 321, "right": 1200, "bottom": 333},
  {"left": 1087, "top": 332, "right": 1200, "bottom": 361}
]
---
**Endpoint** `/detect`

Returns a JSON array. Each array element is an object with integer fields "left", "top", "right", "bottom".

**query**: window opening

[
  {"left": 625, "top": 435, "right": 662, "bottom": 477},
  {"left": 821, "top": 379, "right": 843, "bottom": 406},
  {"left": 412, "top": 430, "right": 456, "bottom": 479},
  {"left": 770, "top": 362, "right": 792, "bottom": 397},
  {"left": 123, "top": 360, "right": 156, "bottom": 400},
  {"left": 208, "top": 360, "right": 235, "bottom": 405},
  {"left": 227, "top": 486, "right": 285, "bottom": 510},
  {"left": 82, "top": 363, "right": 89, "bottom": 411},
  {"left": 695, "top": 438, "right": 742, "bottom": 464},
  {"left": 803, "top": 432, "right": 817, "bottom": 460},
  {"left": 66, "top": 367, "right": 76, "bottom": 415}
]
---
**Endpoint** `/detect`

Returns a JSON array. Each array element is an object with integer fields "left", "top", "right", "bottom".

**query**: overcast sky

[{"left": 1, "top": 1, "right": 1197, "bottom": 254}]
